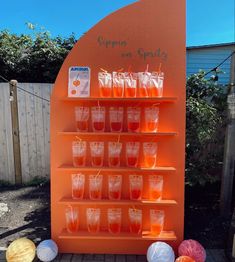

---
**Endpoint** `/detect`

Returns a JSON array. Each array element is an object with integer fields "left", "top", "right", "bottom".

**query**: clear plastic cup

[
  {"left": 71, "top": 173, "right": 85, "bottom": 199},
  {"left": 126, "top": 142, "right": 140, "bottom": 167},
  {"left": 129, "top": 208, "right": 142, "bottom": 234},
  {"left": 149, "top": 175, "right": 163, "bottom": 201},
  {"left": 98, "top": 72, "right": 112, "bottom": 97},
  {"left": 72, "top": 141, "right": 86, "bottom": 167},
  {"left": 86, "top": 208, "right": 101, "bottom": 233},
  {"left": 91, "top": 107, "right": 106, "bottom": 132},
  {"left": 90, "top": 142, "right": 104, "bottom": 167},
  {"left": 113, "top": 72, "right": 125, "bottom": 98},
  {"left": 138, "top": 72, "right": 151, "bottom": 97},
  {"left": 143, "top": 142, "right": 157, "bottom": 168},
  {"left": 65, "top": 207, "right": 79, "bottom": 233},
  {"left": 144, "top": 107, "right": 159, "bottom": 132},
  {"left": 89, "top": 175, "right": 103, "bottom": 200},
  {"left": 127, "top": 107, "right": 141, "bottom": 132},
  {"left": 150, "top": 72, "right": 164, "bottom": 97},
  {"left": 124, "top": 73, "right": 137, "bottom": 98},
  {"left": 129, "top": 175, "right": 143, "bottom": 200},
  {"left": 108, "top": 142, "right": 122, "bottom": 167},
  {"left": 108, "top": 175, "right": 122, "bottom": 200},
  {"left": 109, "top": 107, "right": 124, "bottom": 132},
  {"left": 107, "top": 208, "right": 122, "bottom": 234},
  {"left": 75, "top": 106, "right": 89, "bottom": 132},
  {"left": 150, "top": 210, "right": 165, "bottom": 235}
]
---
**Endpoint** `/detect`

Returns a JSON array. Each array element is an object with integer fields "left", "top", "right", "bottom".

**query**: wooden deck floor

[{"left": 0, "top": 249, "right": 231, "bottom": 261}]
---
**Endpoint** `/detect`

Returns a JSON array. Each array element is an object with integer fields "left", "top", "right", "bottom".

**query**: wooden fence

[{"left": 0, "top": 82, "right": 53, "bottom": 184}]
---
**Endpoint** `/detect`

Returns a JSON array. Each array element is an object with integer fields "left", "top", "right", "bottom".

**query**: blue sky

[{"left": 0, "top": 0, "right": 234, "bottom": 46}]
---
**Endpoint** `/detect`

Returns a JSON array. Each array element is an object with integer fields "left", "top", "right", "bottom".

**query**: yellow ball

[{"left": 6, "top": 238, "right": 36, "bottom": 262}]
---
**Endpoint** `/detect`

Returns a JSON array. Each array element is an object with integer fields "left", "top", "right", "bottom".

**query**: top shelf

[{"left": 61, "top": 97, "right": 177, "bottom": 102}]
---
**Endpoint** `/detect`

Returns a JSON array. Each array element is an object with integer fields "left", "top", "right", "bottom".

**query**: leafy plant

[{"left": 186, "top": 71, "right": 227, "bottom": 186}]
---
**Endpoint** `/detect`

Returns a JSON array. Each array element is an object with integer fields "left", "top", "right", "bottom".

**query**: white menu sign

[{"left": 68, "top": 66, "right": 90, "bottom": 97}]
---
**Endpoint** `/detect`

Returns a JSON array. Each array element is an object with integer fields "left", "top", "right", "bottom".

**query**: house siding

[{"left": 186, "top": 45, "right": 234, "bottom": 85}]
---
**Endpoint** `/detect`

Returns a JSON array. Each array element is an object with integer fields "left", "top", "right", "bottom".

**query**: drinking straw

[
  {"left": 100, "top": 68, "right": 107, "bottom": 73},
  {"left": 68, "top": 204, "right": 74, "bottom": 223},
  {"left": 117, "top": 134, "right": 120, "bottom": 143},
  {"left": 145, "top": 64, "right": 149, "bottom": 73},
  {"left": 75, "top": 136, "right": 82, "bottom": 141},
  {"left": 158, "top": 63, "right": 162, "bottom": 73},
  {"left": 98, "top": 100, "right": 100, "bottom": 107}
]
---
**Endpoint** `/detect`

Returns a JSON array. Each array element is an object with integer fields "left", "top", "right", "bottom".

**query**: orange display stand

[{"left": 51, "top": 0, "right": 185, "bottom": 254}]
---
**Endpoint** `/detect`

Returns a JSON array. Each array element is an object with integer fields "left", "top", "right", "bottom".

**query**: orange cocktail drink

[
  {"left": 108, "top": 208, "right": 122, "bottom": 234},
  {"left": 89, "top": 175, "right": 103, "bottom": 200},
  {"left": 86, "top": 208, "right": 101, "bottom": 233},
  {"left": 108, "top": 175, "right": 122, "bottom": 200},
  {"left": 150, "top": 210, "right": 164, "bottom": 235},
  {"left": 72, "top": 141, "right": 86, "bottom": 167},
  {"left": 71, "top": 173, "right": 85, "bottom": 199},
  {"left": 129, "top": 175, "right": 143, "bottom": 200}
]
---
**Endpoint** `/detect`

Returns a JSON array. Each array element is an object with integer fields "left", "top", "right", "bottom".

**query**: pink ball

[{"left": 178, "top": 240, "right": 206, "bottom": 262}]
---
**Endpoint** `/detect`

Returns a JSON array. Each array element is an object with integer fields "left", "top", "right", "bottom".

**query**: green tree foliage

[
  {"left": 0, "top": 27, "right": 76, "bottom": 82},
  {"left": 186, "top": 71, "right": 227, "bottom": 185}
]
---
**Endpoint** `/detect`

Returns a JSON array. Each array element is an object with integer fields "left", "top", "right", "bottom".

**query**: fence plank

[{"left": 0, "top": 83, "right": 15, "bottom": 183}]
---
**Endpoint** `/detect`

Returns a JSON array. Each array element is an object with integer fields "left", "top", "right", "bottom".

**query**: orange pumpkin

[{"left": 175, "top": 256, "right": 195, "bottom": 262}]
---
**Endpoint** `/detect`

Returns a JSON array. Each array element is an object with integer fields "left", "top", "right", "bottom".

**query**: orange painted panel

[{"left": 51, "top": 0, "right": 185, "bottom": 254}]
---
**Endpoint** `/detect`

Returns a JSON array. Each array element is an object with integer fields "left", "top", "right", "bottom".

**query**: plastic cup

[
  {"left": 107, "top": 208, "right": 122, "bottom": 234},
  {"left": 75, "top": 106, "right": 89, "bottom": 132},
  {"left": 129, "top": 208, "right": 142, "bottom": 234},
  {"left": 144, "top": 107, "right": 159, "bottom": 132},
  {"left": 108, "top": 142, "right": 122, "bottom": 167},
  {"left": 127, "top": 107, "right": 141, "bottom": 132},
  {"left": 90, "top": 142, "right": 104, "bottom": 167},
  {"left": 149, "top": 175, "right": 163, "bottom": 201},
  {"left": 143, "top": 142, "right": 157, "bottom": 168},
  {"left": 91, "top": 107, "right": 106, "bottom": 132},
  {"left": 138, "top": 72, "right": 151, "bottom": 97},
  {"left": 65, "top": 207, "right": 79, "bottom": 233},
  {"left": 109, "top": 107, "right": 124, "bottom": 132},
  {"left": 113, "top": 72, "right": 125, "bottom": 98},
  {"left": 89, "top": 175, "right": 103, "bottom": 200},
  {"left": 150, "top": 210, "right": 165, "bottom": 235},
  {"left": 129, "top": 175, "right": 143, "bottom": 200},
  {"left": 108, "top": 175, "right": 122, "bottom": 200},
  {"left": 86, "top": 208, "right": 101, "bottom": 233},
  {"left": 98, "top": 72, "right": 112, "bottom": 97},
  {"left": 126, "top": 142, "right": 140, "bottom": 167},
  {"left": 71, "top": 173, "right": 85, "bottom": 199},
  {"left": 72, "top": 141, "right": 86, "bottom": 167},
  {"left": 124, "top": 73, "right": 137, "bottom": 98},
  {"left": 150, "top": 72, "right": 164, "bottom": 97}
]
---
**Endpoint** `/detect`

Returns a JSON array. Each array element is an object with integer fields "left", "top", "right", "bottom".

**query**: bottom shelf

[{"left": 59, "top": 229, "right": 176, "bottom": 241}]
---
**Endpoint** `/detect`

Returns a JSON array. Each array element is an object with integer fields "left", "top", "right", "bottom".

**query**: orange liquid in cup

[
  {"left": 88, "top": 223, "right": 99, "bottom": 233},
  {"left": 149, "top": 189, "right": 162, "bottom": 200},
  {"left": 145, "top": 155, "right": 156, "bottom": 168},
  {"left": 90, "top": 189, "right": 101, "bottom": 199},
  {"left": 113, "top": 86, "right": 123, "bottom": 97},
  {"left": 150, "top": 87, "right": 159, "bottom": 97},
  {"left": 93, "top": 122, "right": 105, "bottom": 131},
  {"left": 109, "top": 222, "right": 121, "bottom": 234},
  {"left": 130, "top": 189, "right": 142, "bottom": 200},
  {"left": 128, "top": 122, "right": 140, "bottom": 132},
  {"left": 67, "top": 220, "right": 79, "bottom": 233},
  {"left": 130, "top": 222, "right": 142, "bottom": 234},
  {"left": 100, "top": 87, "right": 111, "bottom": 97},
  {"left": 126, "top": 87, "right": 136, "bottom": 97},
  {"left": 151, "top": 223, "right": 163, "bottom": 235},
  {"left": 109, "top": 156, "right": 120, "bottom": 167},
  {"left": 146, "top": 121, "right": 158, "bottom": 132},
  {"left": 109, "top": 191, "right": 121, "bottom": 200},
  {"left": 139, "top": 87, "right": 149, "bottom": 97},
  {"left": 127, "top": 157, "right": 138, "bottom": 167},
  {"left": 72, "top": 188, "right": 84, "bottom": 199},
  {"left": 76, "top": 121, "right": 88, "bottom": 131},
  {"left": 111, "top": 122, "right": 122, "bottom": 132},
  {"left": 73, "top": 156, "right": 85, "bottom": 167},
  {"left": 91, "top": 156, "right": 103, "bottom": 167}
]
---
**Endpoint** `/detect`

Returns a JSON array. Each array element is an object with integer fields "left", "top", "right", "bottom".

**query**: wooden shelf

[
  {"left": 59, "top": 198, "right": 177, "bottom": 206},
  {"left": 58, "top": 131, "right": 177, "bottom": 136},
  {"left": 57, "top": 165, "right": 176, "bottom": 172},
  {"left": 61, "top": 97, "right": 177, "bottom": 102},
  {"left": 59, "top": 229, "right": 177, "bottom": 241}
]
